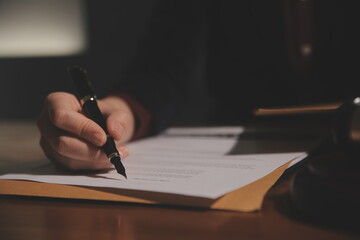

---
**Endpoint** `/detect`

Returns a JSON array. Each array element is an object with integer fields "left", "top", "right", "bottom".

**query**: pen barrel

[
  {"left": 83, "top": 98, "right": 108, "bottom": 133},
  {"left": 69, "top": 66, "right": 126, "bottom": 177},
  {"left": 83, "top": 98, "right": 120, "bottom": 157}
]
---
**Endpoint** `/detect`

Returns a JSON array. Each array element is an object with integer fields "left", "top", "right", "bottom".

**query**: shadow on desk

[
  {"left": 227, "top": 116, "right": 329, "bottom": 155},
  {"left": 228, "top": 130, "right": 320, "bottom": 155}
]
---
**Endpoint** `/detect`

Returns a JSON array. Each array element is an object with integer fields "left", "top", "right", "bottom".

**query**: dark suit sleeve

[{"left": 115, "top": 1, "right": 210, "bottom": 135}]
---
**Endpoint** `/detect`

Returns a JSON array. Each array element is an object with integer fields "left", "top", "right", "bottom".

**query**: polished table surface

[{"left": 0, "top": 120, "right": 359, "bottom": 240}]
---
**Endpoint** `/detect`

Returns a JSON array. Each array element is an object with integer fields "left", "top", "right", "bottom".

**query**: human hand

[{"left": 37, "top": 92, "right": 135, "bottom": 171}]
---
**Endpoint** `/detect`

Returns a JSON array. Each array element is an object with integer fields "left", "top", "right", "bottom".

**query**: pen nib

[{"left": 110, "top": 156, "right": 127, "bottom": 179}]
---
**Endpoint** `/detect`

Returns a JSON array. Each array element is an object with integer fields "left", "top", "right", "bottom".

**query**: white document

[{"left": 0, "top": 127, "right": 306, "bottom": 199}]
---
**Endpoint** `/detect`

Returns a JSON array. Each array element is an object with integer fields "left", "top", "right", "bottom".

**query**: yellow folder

[{"left": 0, "top": 161, "right": 290, "bottom": 212}]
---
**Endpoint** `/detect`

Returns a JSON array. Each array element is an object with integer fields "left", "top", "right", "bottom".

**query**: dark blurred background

[{"left": 0, "top": 0, "right": 211, "bottom": 123}]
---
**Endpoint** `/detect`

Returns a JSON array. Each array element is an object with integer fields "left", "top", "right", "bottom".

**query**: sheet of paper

[{"left": 0, "top": 127, "right": 306, "bottom": 199}]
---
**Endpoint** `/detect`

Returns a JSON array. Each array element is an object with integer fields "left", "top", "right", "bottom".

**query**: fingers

[
  {"left": 37, "top": 92, "right": 131, "bottom": 171},
  {"left": 38, "top": 118, "right": 130, "bottom": 171},
  {"left": 38, "top": 109, "right": 109, "bottom": 169},
  {"left": 40, "top": 137, "right": 113, "bottom": 171},
  {"left": 44, "top": 92, "right": 107, "bottom": 146}
]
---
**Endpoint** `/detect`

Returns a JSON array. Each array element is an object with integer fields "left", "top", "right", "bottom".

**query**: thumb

[
  {"left": 98, "top": 95, "right": 136, "bottom": 143},
  {"left": 105, "top": 109, "right": 135, "bottom": 143}
]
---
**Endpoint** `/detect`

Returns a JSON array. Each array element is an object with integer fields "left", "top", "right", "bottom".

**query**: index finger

[{"left": 45, "top": 92, "right": 107, "bottom": 146}]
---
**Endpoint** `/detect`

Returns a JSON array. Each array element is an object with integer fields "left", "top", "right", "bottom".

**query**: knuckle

[
  {"left": 45, "top": 92, "right": 58, "bottom": 102},
  {"left": 55, "top": 135, "right": 70, "bottom": 156},
  {"left": 45, "top": 92, "right": 63, "bottom": 107},
  {"left": 118, "top": 109, "right": 131, "bottom": 119},
  {"left": 77, "top": 119, "right": 93, "bottom": 139},
  {"left": 88, "top": 155, "right": 98, "bottom": 164},
  {"left": 88, "top": 149, "right": 103, "bottom": 162},
  {"left": 50, "top": 109, "right": 68, "bottom": 128}
]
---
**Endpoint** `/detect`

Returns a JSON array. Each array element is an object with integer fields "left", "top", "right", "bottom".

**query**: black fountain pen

[{"left": 68, "top": 66, "right": 127, "bottom": 178}]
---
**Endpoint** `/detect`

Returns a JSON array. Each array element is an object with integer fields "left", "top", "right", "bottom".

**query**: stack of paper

[{"left": 0, "top": 127, "right": 307, "bottom": 212}]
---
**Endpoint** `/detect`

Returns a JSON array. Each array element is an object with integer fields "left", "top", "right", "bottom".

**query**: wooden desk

[{"left": 0, "top": 121, "right": 358, "bottom": 240}]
